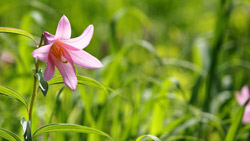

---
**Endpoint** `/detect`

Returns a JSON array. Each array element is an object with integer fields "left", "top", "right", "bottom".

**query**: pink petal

[
  {"left": 236, "top": 86, "right": 250, "bottom": 106},
  {"left": 58, "top": 41, "right": 80, "bottom": 51},
  {"left": 241, "top": 86, "right": 250, "bottom": 98},
  {"left": 242, "top": 105, "right": 250, "bottom": 124},
  {"left": 62, "top": 24, "right": 94, "bottom": 49},
  {"left": 67, "top": 49, "right": 103, "bottom": 69},
  {"left": 236, "top": 93, "right": 247, "bottom": 106},
  {"left": 50, "top": 51, "right": 77, "bottom": 90},
  {"left": 44, "top": 59, "right": 55, "bottom": 81},
  {"left": 43, "top": 32, "right": 55, "bottom": 45},
  {"left": 55, "top": 15, "right": 71, "bottom": 40},
  {"left": 32, "top": 44, "right": 52, "bottom": 62}
]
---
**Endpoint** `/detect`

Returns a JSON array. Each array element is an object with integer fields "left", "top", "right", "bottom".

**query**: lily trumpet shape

[
  {"left": 235, "top": 86, "right": 250, "bottom": 124},
  {"left": 32, "top": 15, "right": 103, "bottom": 90}
]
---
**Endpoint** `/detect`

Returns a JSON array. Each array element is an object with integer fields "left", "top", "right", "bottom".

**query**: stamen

[{"left": 50, "top": 41, "right": 68, "bottom": 63}]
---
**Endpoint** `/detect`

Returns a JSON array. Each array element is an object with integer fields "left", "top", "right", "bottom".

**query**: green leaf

[
  {"left": 136, "top": 134, "right": 161, "bottom": 141},
  {"left": 0, "top": 27, "right": 37, "bottom": 46},
  {"left": 21, "top": 117, "right": 32, "bottom": 141},
  {"left": 48, "top": 75, "right": 108, "bottom": 93},
  {"left": 0, "top": 85, "right": 28, "bottom": 110},
  {"left": 36, "top": 69, "right": 49, "bottom": 96},
  {"left": 0, "top": 128, "right": 22, "bottom": 141},
  {"left": 225, "top": 106, "right": 245, "bottom": 141},
  {"left": 33, "top": 123, "right": 111, "bottom": 139}
]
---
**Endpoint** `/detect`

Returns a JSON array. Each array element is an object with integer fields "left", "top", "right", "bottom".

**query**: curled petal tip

[
  {"left": 71, "top": 86, "right": 77, "bottom": 91},
  {"left": 66, "top": 83, "right": 77, "bottom": 91},
  {"left": 43, "top": 32, "right": 49, "bottom": 36},
  {"left": 61, "top": 15, "right": 70, "bottom": 24},
  {"left": 87, "top": 24, "right": 94, "bottom": 33},
  {"left": 92, "top": 62, "right": 103, "bottom": 69},
  {"left": 89, "top": 24, "right": 94, "bottom": 28},
  {"left": 43, "top": 32, "right": 55, "bottom": 44},
  {"left": 97, "top": 62, "right": 104, "bottom": 68},
  {"left": 62, "top": 15, "right": 68, "bottom": 20}
]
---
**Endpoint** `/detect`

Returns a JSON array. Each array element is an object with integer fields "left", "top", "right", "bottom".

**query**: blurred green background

[{"left": 0, "top": 0, "right": 250, "bottom": 140}]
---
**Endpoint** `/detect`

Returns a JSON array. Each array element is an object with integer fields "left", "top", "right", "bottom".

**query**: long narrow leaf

[
  {"left": 33, "top": 123, "right": 111, "bottom": 139},
  {"left": 0, "top": 128, "right": 22, "bottom": 141},
  {"left": 225, "top": 106, "right": 245, "bottom": 141},
  {"left": 48, "top": 75, "right": 108, "bottom": 93},
  {"left": 0, "top": 27, "right": 37, "bottom": 46},
  {"left": 136, "top": 134, "right": 161, "bottom": 141},
  {"left": 0, "top": 85, "right": 28, "bottom": 110}
]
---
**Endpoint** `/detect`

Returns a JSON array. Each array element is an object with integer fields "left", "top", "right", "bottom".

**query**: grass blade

[
  {"left": 136, "top": 134, "right": 161, "bottom": 141},
  {"left": 0, "top": 27, "right": 37, "bottom": 46},
  {"left": 0, "top": 128, "right": 22, "bottom": 141},
  {"left": 225, "top": 105, "right": 245, "bottom": 141},
  {"left": 48, "top": 75, "right": 108, "bottom": 93},
  {"left": 0, "top": 85, "right": 28, "bottom": 110},
  {"left": 33, "top": 123, "right": 111, "bottom": 139}
]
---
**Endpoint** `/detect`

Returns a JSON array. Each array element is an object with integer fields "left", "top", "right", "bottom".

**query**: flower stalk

[{"left": 28, "top": 35, "right": 44, "bottom": 123}]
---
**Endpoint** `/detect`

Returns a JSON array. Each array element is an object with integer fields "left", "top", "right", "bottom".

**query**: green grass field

[{"left": 0, "top": 0, "right": 250, "bottom": 140}]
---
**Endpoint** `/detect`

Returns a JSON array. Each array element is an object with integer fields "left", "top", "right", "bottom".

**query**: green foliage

[
  {"left": 0, "top": 27, "right": 37, "bottom": 46},
  {"left": 48, "top": 75, "right": 108, "bottom": 94},
  {"left": 21, "top": 117, "right": 32, "bottom": 141},
  {"left": 0, "top": 0, "right": 250, "bottom": 140},
  {"left": 35, "top": 69, "right": 49, "bottom": 96},
  {"left": 0, "top": 128, "right": 22, "bottom": 141},
  {"left": 33, "top": 123, "right": 111, "bottom": 139},
  {"left": 136, "top": 134, "right": 161, "bottom": 141},
  {"left": 0, "top": 85, "right": 28, "bottom": 110},
  {"left": 225, "top": 106, "right": 245, "bottom": 141}
]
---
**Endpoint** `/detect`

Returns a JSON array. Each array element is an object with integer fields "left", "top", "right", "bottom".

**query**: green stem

[{"left": 28, "top": 35, "right": 43, "bottom": 122}]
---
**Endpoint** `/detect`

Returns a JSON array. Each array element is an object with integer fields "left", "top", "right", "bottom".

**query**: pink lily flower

[
  {"left": 235, "top": 86, "right": 250, "bottom": 124},
  {"left": 32, "top": 15, "right": 103, "bottom": 90}
]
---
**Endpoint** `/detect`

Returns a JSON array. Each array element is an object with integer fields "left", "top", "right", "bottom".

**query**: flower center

[{"left": 50, "top": 41, "right": 68, "bottom": 63}]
